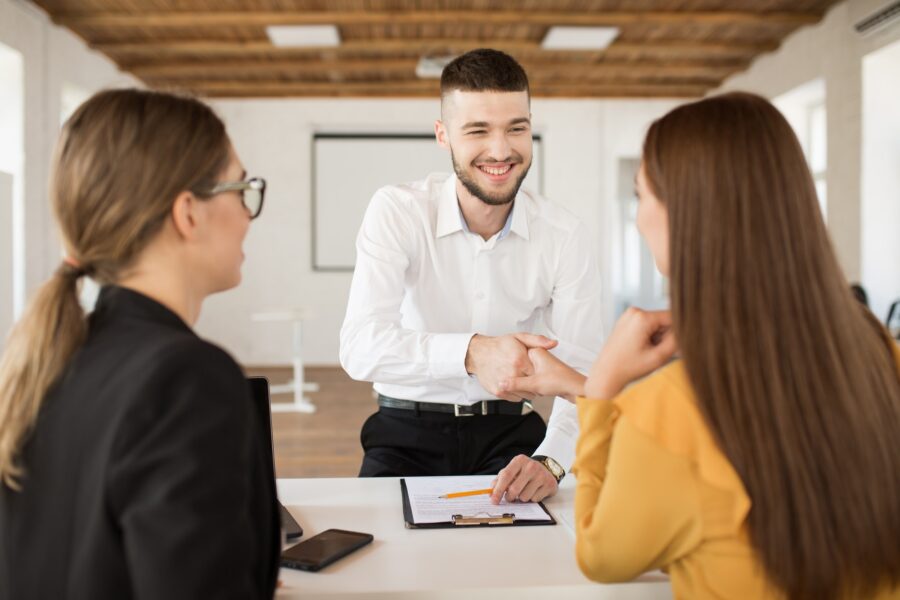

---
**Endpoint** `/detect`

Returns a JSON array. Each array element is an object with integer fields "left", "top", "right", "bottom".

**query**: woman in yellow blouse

[{"left": 501, "top": 92, "right": 900, "bottom": 599}]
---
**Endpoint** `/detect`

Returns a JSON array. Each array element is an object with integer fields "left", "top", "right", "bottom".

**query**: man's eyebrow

[{"left": 461, "top": 117, "right": 531, "bottom": 129}]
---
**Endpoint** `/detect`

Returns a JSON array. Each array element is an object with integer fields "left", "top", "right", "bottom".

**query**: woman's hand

[
  {"left": 584, "top": 308, "right": 678, "bottom": 400},
  {"left": 498, "top": 347, "right": 586, "bottom": 402}
]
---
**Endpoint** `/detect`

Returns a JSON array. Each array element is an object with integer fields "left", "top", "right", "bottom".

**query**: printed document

[{"left": 404, "top": 475, "right": 553, "bottom": 524}]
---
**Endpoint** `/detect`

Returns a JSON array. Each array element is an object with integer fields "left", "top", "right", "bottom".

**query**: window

[
  {"left": 861, "top": 39, "right": 900, "bottom": 325},
  {"left": 774, "top": 79, "right": 828, "bottom": 219},
  {"left": 613, "top": 158, "right": 667, "bottom": 318},
  {"left": 0, "top": 42, "right": 24, "bottom": 323}
]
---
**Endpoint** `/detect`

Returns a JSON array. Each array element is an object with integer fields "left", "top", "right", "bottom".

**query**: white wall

[
  {"left": 861, "top": 40, "right": 900, "bottom": 322},
  {"left": 201, "top": 97, "right": 678, "bottom": 366},
  {"left": 0, "top": 0, "right": 678, "bottom": 368},
  {"left": 717, "top": 0, "right": 900, "bottom": 285},
  {"left": 0, "top": 0, "right": 136, "bottom": 314}
]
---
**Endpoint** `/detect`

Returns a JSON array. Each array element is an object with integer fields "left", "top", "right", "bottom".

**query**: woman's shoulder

[
  {"left": 107, "top": 334, "right": 251, "bottom": 451},
  {"left": 144, "top": 334, "right": 246, "bottom": 395},
  {"left": 89, "top": 325, "right": 248, "bottom": 417}
]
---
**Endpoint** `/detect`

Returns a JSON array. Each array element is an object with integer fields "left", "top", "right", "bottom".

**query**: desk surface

[{"left": 275, "top": 477, "right": 672, "bottom": 600}]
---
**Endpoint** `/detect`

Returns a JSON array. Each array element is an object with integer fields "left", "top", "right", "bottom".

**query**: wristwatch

[{"left": 532, "top": 455, "right": 565, "bottom": 483}]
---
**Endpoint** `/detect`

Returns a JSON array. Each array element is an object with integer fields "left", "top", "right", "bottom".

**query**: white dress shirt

[{"left": 340, "top": 173, "right": 604, "bottom": 470}]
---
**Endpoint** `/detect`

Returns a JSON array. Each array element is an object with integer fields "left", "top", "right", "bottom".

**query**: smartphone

[{"left": 280, "top": 528, "right": 373, "bottom": 572}]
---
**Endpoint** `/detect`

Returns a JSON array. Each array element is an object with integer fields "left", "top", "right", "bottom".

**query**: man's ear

[
  {"left": 170, "top": 191, "right": 199, "bottom": 240},
  {"left": 435, "top": 119, "right": 450, "bottom": 150}
]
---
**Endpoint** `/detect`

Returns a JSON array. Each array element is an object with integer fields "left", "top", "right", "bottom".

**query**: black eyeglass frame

[{"left": 194, "top": 177, "right": 266, "bottom": 220}]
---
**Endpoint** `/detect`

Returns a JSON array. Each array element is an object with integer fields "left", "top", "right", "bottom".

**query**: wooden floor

[
  {"left": 247, "top": 366, "right": 554, "bottom": 479},
  {"left": 246, "top": 366, "right": 371, "bottom": 478}
]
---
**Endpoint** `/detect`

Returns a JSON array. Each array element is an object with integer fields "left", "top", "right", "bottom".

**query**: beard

[{"left": 451, "top": 149, "right": 531, "bottom": 207}]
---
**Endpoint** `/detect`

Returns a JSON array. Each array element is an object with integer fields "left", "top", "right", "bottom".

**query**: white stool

[{"left": 252, "top": 309, "right": 320, "bottom": 414}]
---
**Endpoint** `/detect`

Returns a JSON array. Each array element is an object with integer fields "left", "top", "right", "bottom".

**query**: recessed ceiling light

[
  {"left": 266, "top": 25, "right": 341, "bottom": 48},
  {"left": 415, "top": 55, "right": 457, "bottom": 79},
  {"left": 541, "top": 26, "right": 620, "bottom": 50}
]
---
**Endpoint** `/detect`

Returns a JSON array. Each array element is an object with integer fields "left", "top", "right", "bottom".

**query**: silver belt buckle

[{"left": 453, "top": 403, "right": 474, "bottom": 417}]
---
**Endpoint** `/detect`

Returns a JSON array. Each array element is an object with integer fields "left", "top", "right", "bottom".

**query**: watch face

[{"left": 543, "top": 458, "right": 563, "bottom": 479}]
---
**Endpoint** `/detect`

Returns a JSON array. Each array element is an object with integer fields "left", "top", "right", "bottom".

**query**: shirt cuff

[
  {"left": 532, "top": 398, "right": 578, "bottom": 472},
  {"left": 428, "top": 332, "right": 476, "bottom": 380}
]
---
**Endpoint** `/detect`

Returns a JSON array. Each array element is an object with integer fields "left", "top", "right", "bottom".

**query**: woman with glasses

[{"left": 0, "top": 89, "right": 277, "bottom": 599}]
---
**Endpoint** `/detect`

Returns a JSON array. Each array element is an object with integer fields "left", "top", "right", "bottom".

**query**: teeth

[{"left": 480, "top": 165, "right": 511, "bottom": 176}]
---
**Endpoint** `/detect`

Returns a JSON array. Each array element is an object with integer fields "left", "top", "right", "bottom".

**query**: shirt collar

[
  {"left": 436, "top": 173, "right": 530, "bottom": 241},
  {"left": 436, "top": 175, "right": 463, "bottom": 238}
]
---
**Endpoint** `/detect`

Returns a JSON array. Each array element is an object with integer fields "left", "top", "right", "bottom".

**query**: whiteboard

[{"left": 312, "top": 133, "right": 543, "bottom": 271}]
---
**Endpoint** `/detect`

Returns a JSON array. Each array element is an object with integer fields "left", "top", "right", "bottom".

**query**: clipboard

[{"left": 400, "top": 479, "right": 557, "bottom": 529}]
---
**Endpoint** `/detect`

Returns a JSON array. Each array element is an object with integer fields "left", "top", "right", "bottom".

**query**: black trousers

[{"left": 358, "top": 406, "right": 547, "bottom": 477}]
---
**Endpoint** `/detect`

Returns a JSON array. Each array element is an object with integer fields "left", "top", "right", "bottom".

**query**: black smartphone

[{"left": 280, "top": 529, "right": 373, "bottom": 572}]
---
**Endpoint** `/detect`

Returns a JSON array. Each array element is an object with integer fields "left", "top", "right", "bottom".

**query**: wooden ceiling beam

[
  {"left": 197, "top": 88, "right": 708, "bottom": 99},
  {"left": 128, "top": 57, "right": 743, "bottom": 81},
  {"left": 186, "top": 87, "right": 706, "bottom": 99},
  {"left": 147, "top": 80, "right": 439, "bottom": 97},
  {"left": 54, "top": 10, "right": 821, "bottom": 29},
  {"left": 144, "top": 78, "right": 709, "bottom": 98},
  {"left": 94, "top": 38, "right": 778, "bottom": 58}
]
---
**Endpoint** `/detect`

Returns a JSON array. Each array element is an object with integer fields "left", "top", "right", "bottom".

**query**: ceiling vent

[{"left": 855, "top": 1, "right": 900, "bottom": 36}]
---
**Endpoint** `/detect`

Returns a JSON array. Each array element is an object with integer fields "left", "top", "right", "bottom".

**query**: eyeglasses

[{"left": 195, "top": 177, "right": 266, "bottom": 219}]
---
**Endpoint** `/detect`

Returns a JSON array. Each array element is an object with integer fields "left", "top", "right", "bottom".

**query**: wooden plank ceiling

[{"left": 32, "top": 0, "right": 842, "bottom": 99}]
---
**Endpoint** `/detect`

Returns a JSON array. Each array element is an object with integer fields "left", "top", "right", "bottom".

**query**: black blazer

[{"left": 0, "top": 286, "right": 279, "bottom": 600}]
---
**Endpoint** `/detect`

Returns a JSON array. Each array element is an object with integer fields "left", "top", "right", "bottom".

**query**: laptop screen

[
  {"left": 247, "top": 376, "right": 277, "bottom": 483},
  {"left": 246, "top": 376, "right": 303, "bottom": 539}
]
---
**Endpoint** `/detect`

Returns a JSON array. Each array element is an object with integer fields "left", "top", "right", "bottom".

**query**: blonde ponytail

[{"left": 0, "top": 265, "right": 87, "bottom": 489}]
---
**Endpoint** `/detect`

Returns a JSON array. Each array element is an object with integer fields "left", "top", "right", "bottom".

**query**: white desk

[{"left": 276, "top": 477, "right": 672, "bottom": 600}]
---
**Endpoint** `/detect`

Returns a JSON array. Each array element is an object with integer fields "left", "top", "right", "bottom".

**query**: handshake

[
  {"left": 464, "top": 309, "right": 679, "bottom": 404},
  {"left": 464, "top": 332, "right": 586, "bottom": 403}
]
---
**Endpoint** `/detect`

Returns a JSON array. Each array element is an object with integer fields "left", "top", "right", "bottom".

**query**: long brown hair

[
  {"left": 643, "top": 92, "right": 900, "bottom": 599},
  {"left": 0, "top": 89, "right": 230, "bottom": 490}
]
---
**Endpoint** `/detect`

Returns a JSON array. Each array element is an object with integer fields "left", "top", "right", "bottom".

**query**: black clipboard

[{"left": 400, "top": 479, "right": 557, "bottom": 529}]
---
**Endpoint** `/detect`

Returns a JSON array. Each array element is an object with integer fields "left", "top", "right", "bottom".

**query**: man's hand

[
  {"left": 490, "top": 454, "right": 558, "bottom": 504},
  {"left": 465, "top": 333, "right": 557, "bottom": 401}
]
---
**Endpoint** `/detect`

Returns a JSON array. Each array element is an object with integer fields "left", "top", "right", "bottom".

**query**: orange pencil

[{"left": 440, "top": 488, "right": 494, "bottom": 499}]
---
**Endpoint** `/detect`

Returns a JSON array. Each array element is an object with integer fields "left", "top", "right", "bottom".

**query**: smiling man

[{"left": 340, "top": 49, "right": 604, "bottom": 503}]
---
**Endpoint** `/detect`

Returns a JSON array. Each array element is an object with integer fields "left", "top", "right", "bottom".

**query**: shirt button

[{"left": 474, "top": 291, "right": 485, "bottom": 300}]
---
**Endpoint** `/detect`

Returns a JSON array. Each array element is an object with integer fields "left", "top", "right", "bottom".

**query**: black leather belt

[{"left": 377, "top": 394, "right": 533, "bottom": 417}]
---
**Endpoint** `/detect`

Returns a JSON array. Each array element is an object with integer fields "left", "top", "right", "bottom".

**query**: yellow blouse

[{"left": 571, "top": 346, "right": 900, "bottom": 600}]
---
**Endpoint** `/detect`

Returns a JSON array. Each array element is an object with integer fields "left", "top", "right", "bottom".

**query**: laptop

[{"left": 247, "top": 376, "right": 303, "bottom": 540}]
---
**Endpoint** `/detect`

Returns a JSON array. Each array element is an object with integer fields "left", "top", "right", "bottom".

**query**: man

[{"left": 340, "top": 49, "right": 604, "bottom": 503}]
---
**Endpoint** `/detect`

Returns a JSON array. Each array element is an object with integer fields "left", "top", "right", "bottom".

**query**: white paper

[{"left": 403, "top": 475, "right": 553, "bottom": 524}]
